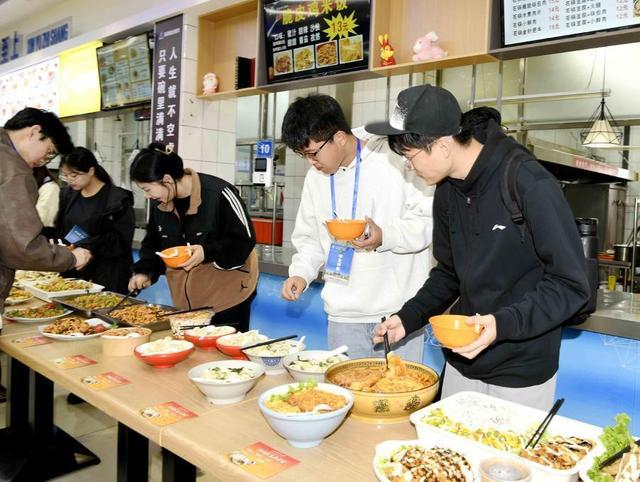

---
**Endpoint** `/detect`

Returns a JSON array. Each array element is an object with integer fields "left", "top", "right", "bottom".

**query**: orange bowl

[
  {"left": 429, "top": 314, "right": 481, "bottom": 349},
  {"left": 184, "top": 326, "right": 237, "bottom": 351},
  {"left": 159, "top": 246, "right": 192, "bottom": 269},
  {"left": 325, "top": 219, "right": 366, "bottom": 241}
]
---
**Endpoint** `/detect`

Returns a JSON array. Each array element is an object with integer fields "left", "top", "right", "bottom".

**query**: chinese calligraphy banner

[
  {"left": 263, "top": 0, "right": 370, "bottom": 84},
  {"left": 151, "top": 14, "right": 183, "bottom": 153},
  {"left": 503, "top": 0, "right": 640, "bottom": 46}
]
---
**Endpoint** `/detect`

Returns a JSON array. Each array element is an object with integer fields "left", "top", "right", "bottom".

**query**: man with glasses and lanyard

[
  {"left": 0, "top": 108, "right": 92, "bottom": 401},
  {"left": 280, "top": 94, "right": 434, "bottom": 361}
]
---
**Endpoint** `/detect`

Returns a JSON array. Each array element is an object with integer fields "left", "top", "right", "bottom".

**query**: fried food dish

[
  {"left": 316, "top": 42, "right": 337, "bottom": 66},
  {"left": 275, "top": 54, "right": 291, "bottom": 73},
  {"left": 6, "top": 287, "right": 32, "bottom": 303},
  {"left": 43, "top": 316, "right": 93, "bottom": 335},
  {"left": 519, "top": 436, "right": 595, "bottom": 470},
  {"left": 5, "top": 303, "right": 67, "bottom": 319},
  {"left": 331, "top": 353, "right": 434, "bottom": 393},
  {"left": 35, "top": 279, "right": 93, "bottom": 292},
  {"left": 379, "top": 445, "right": 473, "bottom": 482},
  {"left": 66, "top": 293, "right": 128, "bottom": 310},
  {"left": 109, "top": 305, "right": 171, "bottom": 325},
  {"left": 295, "top": 48, "right": 313, "bottom": 70},
  {"left": 266, "top": 381, "right": 347, "bottom": 414},
  {"left": 340, "top": 36, "right": 363, "bottom": 62}
]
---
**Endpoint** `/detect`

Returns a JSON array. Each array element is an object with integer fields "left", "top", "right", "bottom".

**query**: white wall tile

[
  {"left": 199, "top": 161, "right": 217, "bottom": 176},
  {"left": 181, "top": 58, "right": 198, "bottom": 96},
  {"left": 352, "top": 80, "right": 365, "bottom": 103},
  {"left": 178, "top": 126, "right": 202, "bottom": 160},
  {"left": 374, "top": 78, "right": 388, "bottom": 102},
  {"left": 217, "top": 163, "right": 235, "bottom": 183},
  {"left": 201, "top": 129, "right": 218, "bottom": 163},
  {"left": 183, "top": 24, "right": 198, "bottom": 61},
  {"left": 351, "top": 103, "right": 363, "bottom": 127},
  {"left": 218, "top": 100, "right": 237, "bottom": 133},
  {"left": 202, "top": 101, "right": 220, "bottom": 130},
  {"left": 182, "top": 159, "right": 201, "bottom": 172},
  {"left": 180, "top": 93, "right": 203, "bottom": 128},
  {"left": 216, "top": 131, "right": 236, "bottom": 164}
]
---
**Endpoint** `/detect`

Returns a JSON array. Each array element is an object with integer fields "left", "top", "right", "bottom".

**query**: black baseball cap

[{"left": 365, "top": 84, "right": 462, "bottom": 137}]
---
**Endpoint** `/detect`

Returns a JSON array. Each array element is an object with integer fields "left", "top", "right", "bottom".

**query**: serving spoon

[{"left": 298, "top": 344, "right": 348, "bottom": 362}]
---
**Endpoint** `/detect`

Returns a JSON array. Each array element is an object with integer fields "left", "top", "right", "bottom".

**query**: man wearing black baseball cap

[{"left": 366, "top": 85, "right": 590, "bottom": 410}]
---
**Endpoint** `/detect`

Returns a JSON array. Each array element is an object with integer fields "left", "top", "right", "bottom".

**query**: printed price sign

[
  {"left": 139, "top": 401, "right": 198, "bottom": 426},
  {"left": 228, "top": 442, "right": 299, "bottom": 478}
]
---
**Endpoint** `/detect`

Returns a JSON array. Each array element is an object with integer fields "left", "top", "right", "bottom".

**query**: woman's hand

[
  {"left": 281, "top": 276, "right": 307, "bottom": 301},
  {"left": 176, "top": 245, "right": 205, "bottom": 271},
  {"left": 128, "top": 273, "right": 151, "bottom": 292},
  {"left": 451, "top": 314, "right": 497, "bottom": 359},
  {"left": 72, "top": 247, "right": 93, "bottom": 270},
  {"left": 372, "top": 315, "right": 406, "bottom": 344}
]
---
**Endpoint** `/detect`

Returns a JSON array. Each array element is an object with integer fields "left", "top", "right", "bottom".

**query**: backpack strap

[{"left": 500, "top": 149, "right": 529, "bottom": 243}]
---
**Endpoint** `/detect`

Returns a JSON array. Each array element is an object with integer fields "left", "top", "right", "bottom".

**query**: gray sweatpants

[{"left": 441, "top": 362, "right": 557, "bottom": 411}]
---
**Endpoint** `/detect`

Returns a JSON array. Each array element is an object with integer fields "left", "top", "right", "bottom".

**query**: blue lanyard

[{"left": 330, "top": 139, "right": 361, "bottom": 219}]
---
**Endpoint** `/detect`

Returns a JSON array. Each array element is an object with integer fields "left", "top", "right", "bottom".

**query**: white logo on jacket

[{"left": 492, "top": 224, "right": 506, "bottom": 231}]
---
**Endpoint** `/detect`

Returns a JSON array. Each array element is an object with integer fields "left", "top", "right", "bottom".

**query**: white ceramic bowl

[
  {"left": 283, "top": 350, "right": 350, "bottom": 382},
  {"left": 245, "top": 341, "right": 305, "bottom": 375},
  {"left": 188, "top": 360, "right": 265, "bottom": 405},
  {"left": 258, "top": 382, "right": 354, "bottom": 448}
]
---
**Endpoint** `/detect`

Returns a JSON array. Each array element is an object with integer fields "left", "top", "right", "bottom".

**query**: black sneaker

[{"left": 66, "top": 393, "right": 85, "bottom": 405}]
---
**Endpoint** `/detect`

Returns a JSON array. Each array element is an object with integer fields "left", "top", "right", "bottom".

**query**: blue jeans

[{"left": 328, "top": 321, "right": 425, "bottom": 363}]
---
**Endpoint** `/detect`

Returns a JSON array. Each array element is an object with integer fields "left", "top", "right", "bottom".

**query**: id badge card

[
  {"left": 324, "top": 242, "right": 355, "bottom": 283},
  {"left": 64, "top": 225, "right": 90, "bottom": 244}
]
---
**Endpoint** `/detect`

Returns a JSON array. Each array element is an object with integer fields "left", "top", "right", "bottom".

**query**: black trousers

[{"left": 214, "top": 289, "right": 256, "bottom": 333}]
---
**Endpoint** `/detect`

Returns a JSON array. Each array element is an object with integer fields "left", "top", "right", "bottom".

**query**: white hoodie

[{"left": 289, "top": 130, "right": 434, "bottom": 324}]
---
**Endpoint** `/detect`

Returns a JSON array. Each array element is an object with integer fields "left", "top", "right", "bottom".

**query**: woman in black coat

[{"left": 56, "top": 147, "right": 135, "bottom": 294}]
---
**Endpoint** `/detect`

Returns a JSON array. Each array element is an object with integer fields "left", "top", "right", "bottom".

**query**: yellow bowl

[
  {"left": 325, "top": 219, "right": 366, "bottom": 241},
  {"left": 159, "top": 246, "right": 192, "bottom": 269},
  {"left": 429, "top": 314, "right": 481, "bottom": 349},
  {"left": 324, "top": 358, "right": 439, "bottom": 424}
]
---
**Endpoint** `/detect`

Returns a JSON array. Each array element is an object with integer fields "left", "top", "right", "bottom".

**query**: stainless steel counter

[{"left": 577, "top": 290, "right": 640, "bottom": 340}]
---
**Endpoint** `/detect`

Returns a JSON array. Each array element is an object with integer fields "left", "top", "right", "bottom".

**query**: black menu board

[
  {"left": 263, "top": 0, "right": 370, "bottom": 84},
  {"left": 503, "top": 0, "right": 640, "bottom": 46},
  {"left": 97, "top": 33, "right": 152, "bottom": 109}
]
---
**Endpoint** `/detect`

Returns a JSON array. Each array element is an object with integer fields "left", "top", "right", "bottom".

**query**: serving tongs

[
  {"left": 105, "top": 289, "right": 139, "bottom": 315},
  {"left": 240, "top": 335, "right": 298, "bottom": 352},
  {"left": 598, "top": 438, "right": 640, "bottom": 470},
  {"left": 524, "top": 398, "right": 564, "bottom": 450},
  {"left": 381, "top": 316, "right": 391, "bottom": 370}
]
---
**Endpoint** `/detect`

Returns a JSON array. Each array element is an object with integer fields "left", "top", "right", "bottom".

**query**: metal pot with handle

[{"left": 613, "top": 244, "right": 640, "bottom": 262}]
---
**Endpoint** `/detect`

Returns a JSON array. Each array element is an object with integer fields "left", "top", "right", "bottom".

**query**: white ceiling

[{"left": 0, "top": 0, "right": 61, "bottom": 33}]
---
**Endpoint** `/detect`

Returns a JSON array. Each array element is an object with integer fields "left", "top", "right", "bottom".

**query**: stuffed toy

[
  {"left": 412, "top": 32, "right": 447, "bottom": 61},
  {"left": 378, "top": 33, "right": 396, "bottom": 66},
  {"left": 202, "top": 72, "right": 218, "bottom": 95}
]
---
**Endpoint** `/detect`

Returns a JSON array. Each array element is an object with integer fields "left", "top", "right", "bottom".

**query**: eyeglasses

[
  {"left": 41, "top": 139, "right": 58, "bottom": 165},
  {"left": 403, "top": 138, "right": 441, "bottom": 169},
  {"left": 59, "top": 171, "right": 84, "bottom": 182},
  {"left": 296, "top": 133, "right": 335, "bottom": 160}
]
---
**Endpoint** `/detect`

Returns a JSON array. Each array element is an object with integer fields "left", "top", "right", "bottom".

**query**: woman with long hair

[
  {"left": 55, "top": 146, "right": 135, "bottom": 293},
  {"left": 128, "top": 143, "right": 258, "bottom": 332}
]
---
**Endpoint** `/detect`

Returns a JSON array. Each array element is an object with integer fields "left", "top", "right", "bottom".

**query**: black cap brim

[{"left": 364, "top": 121, "right": 409, "bottom": 136}]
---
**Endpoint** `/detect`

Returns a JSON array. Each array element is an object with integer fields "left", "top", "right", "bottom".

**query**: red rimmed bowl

[
  {"left": 216, "top": 332, "right": 268, "bottom": 360},
  {"left": 134, "top": 339, "right": 194, "bottom": 368},
  {"left": 184, "top": 325, "right": 237, "bottom": 351}
]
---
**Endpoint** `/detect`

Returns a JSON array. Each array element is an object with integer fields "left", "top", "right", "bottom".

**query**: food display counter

[{"left": 578, "top": 290, "right": 640, "bottom": 341}]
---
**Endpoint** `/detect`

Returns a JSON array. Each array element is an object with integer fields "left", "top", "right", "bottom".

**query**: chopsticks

[
  {"left": 105, "top": 289, "right": 138, "bottom": 314},
  {"left": 524, "top": 398, "right": 565, "bottom": 450},
  {"left": 240, "top": 335, "right": 298, "bottom": 352},
  {"left": 179, "top": 321, "right": 241, "bottom": 330},
  {"left": 381, "top": 316, "right": 390, "bottom": 370},
  {"left": 598, "top": 438, "right": 640, "bottom": 469}
]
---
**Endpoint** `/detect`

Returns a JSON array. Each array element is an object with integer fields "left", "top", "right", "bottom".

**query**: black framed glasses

[{"left": 296, "top": 133, "right": 335, "bottom": 160}]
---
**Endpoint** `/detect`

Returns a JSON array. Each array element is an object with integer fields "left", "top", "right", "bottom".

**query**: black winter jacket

[
  {"left": 397, "top": 121, "right": 590, "bottom": 387},
  {"left": 133, "top": 171, "right": 256, "bottom": 282},
  {"left": 56, "top": 184, "right": 135, "bottom": 294}
]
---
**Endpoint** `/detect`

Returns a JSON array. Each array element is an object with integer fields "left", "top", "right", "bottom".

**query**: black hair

[
  {"left": 33, "top": 166, "right": 58, "bottom": 189},
  {"left": 281, "top": 94, "right": 351, "bottom": 152},
  {"left": 60, "top": 146, "right": 112, "bottom": 185},
  {"left": 129, "top": 142, "right": 185, "bottom": 183},
  {"left": 388, "top": 107, "right": 502, "bottom": 157},
  {"left": 4, "top": 107, "right": 73, "bottom": 155}
]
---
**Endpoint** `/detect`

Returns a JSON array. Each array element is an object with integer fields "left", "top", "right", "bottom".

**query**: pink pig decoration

[{"left": 412, "top": 32, "right": 448, "bottom": 62}]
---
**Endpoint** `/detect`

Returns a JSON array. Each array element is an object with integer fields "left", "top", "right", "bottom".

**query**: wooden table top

[{"left": 0, "top": 313, "right": 414, "bottom": 480}]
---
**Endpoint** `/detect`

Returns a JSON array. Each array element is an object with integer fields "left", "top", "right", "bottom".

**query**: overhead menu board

[
  {"left": 97, "top": 34, "right": 152, "bottom": 109},
  {"left": 59, "top": 41, "right": 102, "bottom": 118},
  {"left": 263, "top": 0, "right": 371, "bottom": 84},
  {"left": 503, "top": 0, "right": 640, "bottom": 46}
]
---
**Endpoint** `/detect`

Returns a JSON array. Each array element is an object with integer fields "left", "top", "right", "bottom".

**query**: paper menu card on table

[
  {"left": 139, "top": 401, "right": 198, "bottom": 426},
  {"left": 228, "top": 442, "right": 299, "bottom": 479},
  {"left": 11, "top": 335, "right": 52, "bottom": 347},
  {"left": 81, "top": 372, "right": 130, "bottom": 391},
  {"left": 52, "top": 355, "right": 97, "bottom": 369}
]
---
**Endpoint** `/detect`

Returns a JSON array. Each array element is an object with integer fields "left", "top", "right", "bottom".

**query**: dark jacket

[
  {"left": 397, "top": 121, "right": 590, "bottom": 387},
  {"left": 56, "top": 184, "right": 135, "bottom": 294},
  {"left": 0, "top": 129, "right": 75, "bottom": 311},
  {"left": 133, "top": 170, "right": 258, "bottom": 311}
]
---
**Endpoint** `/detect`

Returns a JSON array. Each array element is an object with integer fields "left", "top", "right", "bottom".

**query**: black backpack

[{"left": 499, "top": 149, "right": 597, "bottom": 326}]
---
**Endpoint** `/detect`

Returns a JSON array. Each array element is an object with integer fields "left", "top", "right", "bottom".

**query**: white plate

[
  {"left": 4, "top": 309, "right": 73, "bottom": 323},
  {"left": 21, "top": 279, "right": 104, "bottom": 301},
  {"left": 38, "top": 318, "right": 111, "bottom": 341},
  {"left": 4, "top": 295, "right": 34, "bottom": 306},
  {"left": 373, "top": 439, "right": 478, "bottom": 482}
]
